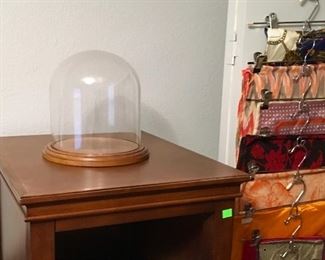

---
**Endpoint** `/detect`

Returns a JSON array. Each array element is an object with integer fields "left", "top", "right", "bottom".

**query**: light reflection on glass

[
  {"left": 81, "top": 76, "right": 96, "bottom": 85},
  {"left": 73, "top": 88, "right": 82, "bottom": 149},
  {"left": 108, "top": 86, "right": 115, "bottom": 127}
]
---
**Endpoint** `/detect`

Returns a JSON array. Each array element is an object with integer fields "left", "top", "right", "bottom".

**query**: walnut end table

[{"left": 0, "top": 133, "right": 249, "bottom": 260}]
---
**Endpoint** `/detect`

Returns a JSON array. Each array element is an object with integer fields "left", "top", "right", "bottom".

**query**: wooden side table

[{"left": 0, "top": 133, "right": 249, "bottom": 260}]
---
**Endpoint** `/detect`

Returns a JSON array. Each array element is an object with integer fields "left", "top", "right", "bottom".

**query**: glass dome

[{"left": 43, "top": 50, "right": 149, "bottom": 167}]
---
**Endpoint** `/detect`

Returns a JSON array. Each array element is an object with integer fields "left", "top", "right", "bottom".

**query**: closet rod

[{"left": 248, "top": 20, "right": 325, "bottom": 29}]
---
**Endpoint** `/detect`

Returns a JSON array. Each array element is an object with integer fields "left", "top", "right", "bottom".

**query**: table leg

[{"left": 27, "top": 221, "right": 55, "bottom": 260}]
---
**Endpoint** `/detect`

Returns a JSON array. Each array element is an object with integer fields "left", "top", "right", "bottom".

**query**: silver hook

[
  {"left": 284, "top": 137, "right": 307, "bottom": 227},
  {"left": 281, "top": 210, "right": 303, "bottom": 258},
  {"left": 280, "top": 239, "right": 298, "bottom": 258},
  {"left": 281, "top": 137, "right": 307, "bottom": 258},
  {"left": 281, "top": 132, "right": 309, "bottom": 258},
  {"left": 288, "top": 137, "right": 308, "bottom": 169},
  {"left": 303, "top": 39, "right": 317, "bottom": 65},
  {"left": 290, "top": 90, "right": 311, "bottom": 136},
  {"left": 286, "top": 178, "right": 306, "bottom": 208},
  {"left": 284, "top": 205, "right": 300, "bottom": 225},
  {"left": 285, "top": 152, "right": 306, "bottom": 218},
  {"left": 291, "top": 61, "right": 313, "bottom": 135},
  {"left": 300, "top": 0, "right": 320, "bottom": 33}
]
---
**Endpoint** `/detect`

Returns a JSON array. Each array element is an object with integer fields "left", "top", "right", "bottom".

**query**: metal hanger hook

[
  {"left": 289, "top": 137, "right": 307, "bottom": 159},
  {"left": 303, "top": 39, "right": 317, "bottom": 65},
  {"left": 300, "top": 0, "right": 320, "bottom": 32},
  {"left": 289, "top": 180, "right": 306, "bottom": 207},
  {"left": 281, "top": 212, "right": 303, "bottom": 258}
]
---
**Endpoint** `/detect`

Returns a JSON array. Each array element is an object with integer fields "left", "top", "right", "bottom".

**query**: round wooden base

[{"left": 43, "top": 138, "right": 149, "bottom": 167}]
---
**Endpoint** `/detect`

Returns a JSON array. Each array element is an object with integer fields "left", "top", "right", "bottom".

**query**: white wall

[
  {"left": 0, "top": 0, "right": 228, "bottom": 160},
  {"left": 219, "top": 0, "right": 325, "bottom": 166}
]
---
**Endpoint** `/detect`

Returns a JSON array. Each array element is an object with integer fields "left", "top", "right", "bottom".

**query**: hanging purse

[
  {"left": 236, "top": 134, "right": 325, "bottom": 173},
  {"left": 300, "top": 29, "right": 325, "bottom": 41},
  {"left": 258, "top": 100, "right": 325, "bottom": 136},
  {"left": 239, "top": 169, "right": 325, "bottom": 210},
  {"left": 242, "top": 238, "right": 325, "bottom": 260},
  {"left": 236, "top": 64, "right": 325, "bottom": 155},
  {"left": 259, "top": 238, "right": 325, "bottom": 260},
  {"left": 265, "top": 29, "right": 301, "bottom": 62},
  {"left": 242, "top": 64, "right": 325, "bottom": 101},
  {"left": 297, "top": 38, "right": 325, "bottom": 62},
  {"left": 231, "top": 201, "right": 325, "bottom": 260},
  {"left": 298, "top": 29, "right": 325, "bottom": 62}
]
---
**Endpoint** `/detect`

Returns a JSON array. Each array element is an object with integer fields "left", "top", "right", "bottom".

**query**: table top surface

[{"left": 0, "top": 133, "right": 248, "bottom": 205}]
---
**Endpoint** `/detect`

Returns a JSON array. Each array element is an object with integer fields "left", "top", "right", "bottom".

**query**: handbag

[
  {"left": 239, "top": 169, "right": 325, "bottom": 210},
  {"left": 258, "top": 100, "right": 325, "bottom": 136},
  {"left": 231, "top": 200, "right": 325, "bottom": 260},
  {"left": 242, "top": 238, "right": 325, "bottom": 260},
  {"left": 236, "top": 65, "right": 325, "bottom": 154},
  {"left": 265, "top": 29, "right": 300, "bottom": 62},
  {"left": 297, "top": 38, "right": 325, "bottom": 62},
  {"left": 236, "top": 134, "right": 325, "bottom": 173},
  {"left": 297, "top": 29, "right": 325, "bottom": 62},
  {"left": 259, "top": 238, "right": 325, "bottom": 260}
]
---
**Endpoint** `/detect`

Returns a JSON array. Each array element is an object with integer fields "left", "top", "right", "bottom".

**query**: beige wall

[{"left": 0, "top": 0, "right": 228, "bottom": 159}]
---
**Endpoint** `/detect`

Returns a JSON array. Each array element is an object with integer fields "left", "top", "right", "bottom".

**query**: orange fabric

[
  {"left": 231, "top": 200, "right": 325, "bottom": 260},
  {"left": 236, "top": 64, "right": 325, "bottom": 156},
  {"left": 239, "top": 169, "right": 325, "bottom": 210}
]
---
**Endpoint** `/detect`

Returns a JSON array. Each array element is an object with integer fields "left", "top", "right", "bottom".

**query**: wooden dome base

[{"left": 43, "top": 139, "right": 149, "bottom": 167}]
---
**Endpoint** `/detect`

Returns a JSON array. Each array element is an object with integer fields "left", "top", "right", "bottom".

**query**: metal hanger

[
  {"left": 249, "top": 40, "right": 318, "bottom": 104},
  {"left": 290, "top": 83, "right": 311, "bottom": 135},
  {"left": 280, "top": 137, "right": 307, "bottom": 258},
  {"left": 248, "top": 0, "right": 324, "bottom": 29},
  {"left": 280, "top": 216, "right": 302, "bottom": 258},
  {"left": 290, "top": 41, "right": 317, "bottom": 135},
  {"left": 265, "top": 13, "right": 279, "bottom": 29},
  {"left": 280, "top": 187, "right": 305, "bottom": 257},
  {"left": 300, "top": 0, "right": 320, "bottom": 33},
  {"left": 248, "top": 19, "right": 325, "bottom": 29},
  {"left": 286, "top": 137, "right": 307, "bottom": 198}
]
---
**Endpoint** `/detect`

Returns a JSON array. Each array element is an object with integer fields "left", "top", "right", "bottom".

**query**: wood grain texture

[
  {"left": 0, "top": 132, "right": 248, "bottom": 206},
  {"left": 27, "top": 221, "right": 55, "bottom": 260},
  {"left": 43, "top": 141, "right": 149, "bottom": 167}
]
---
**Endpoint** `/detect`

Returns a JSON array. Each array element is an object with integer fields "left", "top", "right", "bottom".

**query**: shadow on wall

[{"left": 141, "top": 103, "right": 175, "bottom": 143}]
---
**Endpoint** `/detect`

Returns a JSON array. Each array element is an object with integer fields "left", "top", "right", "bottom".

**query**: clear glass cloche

[{"left": 43, "top": 50, "right": 149, "bottom": 167}]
